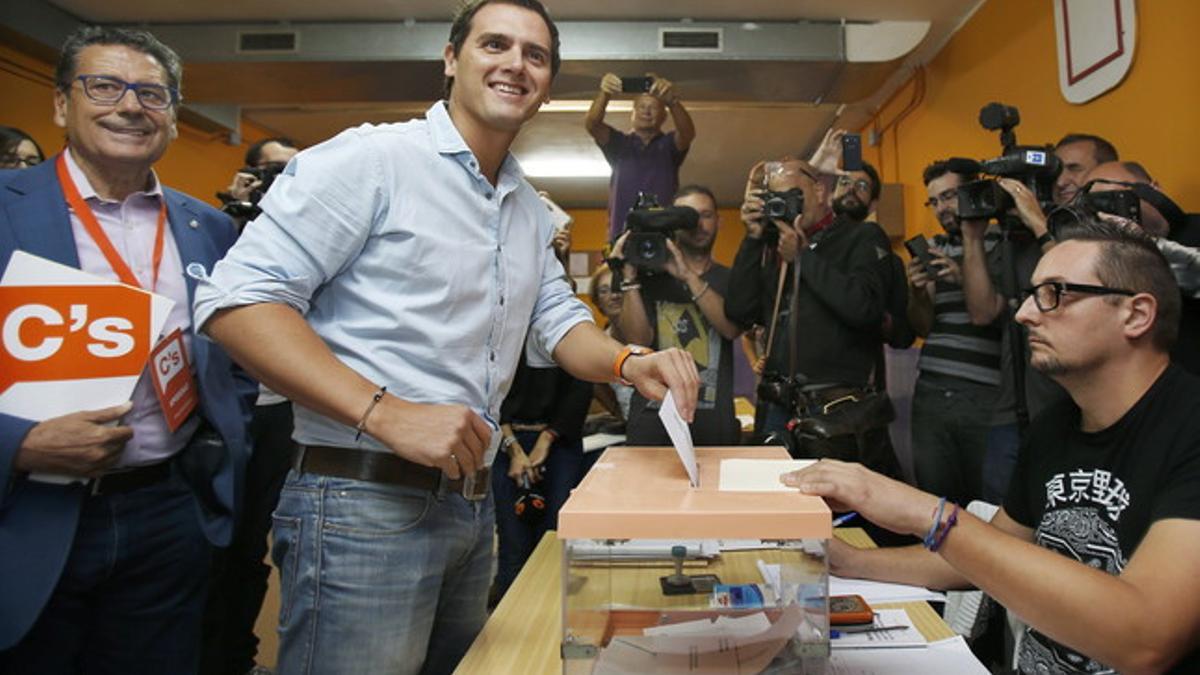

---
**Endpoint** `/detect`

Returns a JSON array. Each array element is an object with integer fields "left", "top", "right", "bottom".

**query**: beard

[{"left": 833, "top": 193, "right": 869, "bottom": 221}]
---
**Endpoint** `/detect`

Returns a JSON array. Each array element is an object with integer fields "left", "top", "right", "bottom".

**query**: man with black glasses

[
  {"left": 0, "top": 26, "right": 251, "bottom": 673},
  {"left": 781, "top": 218, "right": 1200, "bottom": 674},
  {"left": 906, "top": 160, "right": 1004, "bottom": 506}
]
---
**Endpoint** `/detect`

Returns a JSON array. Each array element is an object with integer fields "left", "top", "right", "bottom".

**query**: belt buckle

[{"left": 461, "top": 468, "right": 489, "bottom": 501}]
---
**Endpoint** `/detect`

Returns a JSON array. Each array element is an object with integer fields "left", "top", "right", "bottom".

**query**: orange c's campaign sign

[{"left": 0, "top": 285, "right": 152, "bottom": 394}]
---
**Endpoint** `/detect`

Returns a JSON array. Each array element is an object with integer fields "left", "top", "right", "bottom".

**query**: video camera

[
  {"left": 756, "top": 188, "right": 805, "bottom": 247},
  {"left": 955, "top": 103, "right": 1061, "bottom": 225},
  {"left": 1046, "top": 183, "right": 1141, "bottom": 234},
  {"left": 620, "top": 192, "right": 699, "bottom": 270},
  {"left": 219, "top": 161, "right": 287, "bottom": 220}
]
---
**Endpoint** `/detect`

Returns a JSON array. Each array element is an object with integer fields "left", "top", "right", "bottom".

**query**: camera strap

[
  {"left": 763, "top": 260, "right": 789, "bottom": 363},
  {"left": 787, "top": 254, "right": 802, "bottom": 380}
]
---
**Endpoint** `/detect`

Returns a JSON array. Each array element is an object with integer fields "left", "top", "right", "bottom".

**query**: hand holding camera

[
  {"left": 995, "top": 177, "right": 1049, "bottom": 237},
  {"left": 599, "top": 72, "right": 622, "bottom": 97}
]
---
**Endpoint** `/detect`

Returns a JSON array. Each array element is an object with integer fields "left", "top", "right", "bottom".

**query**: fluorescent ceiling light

[
  {"left": 520, "top": 156, "right": 612, "bottom": 178},
  {"left": 540, "top": 100, "right": 632, "bottom": 113}
]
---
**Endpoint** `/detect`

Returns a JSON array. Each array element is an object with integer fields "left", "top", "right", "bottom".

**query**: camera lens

[{"left": 637, "top": 238, "right": 657, "bottom": 260}]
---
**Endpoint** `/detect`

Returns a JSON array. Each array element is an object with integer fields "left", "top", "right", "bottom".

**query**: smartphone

[
  {"left": 620, "top": 76, "right": 653, "bottom": 94},
  {"left": 830, "top": 594, "right": 875, "bottom": 625},
  {"left": 904, "top": 235, "right": 935, "bottom": 273},
  {"left": 841, "top": 132, "right": 863, "bottom": 172}
]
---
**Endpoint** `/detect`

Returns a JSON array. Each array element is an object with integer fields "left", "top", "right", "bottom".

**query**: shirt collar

[
  {"left": 426, "top": 100, "right": 526, "bottom": 190},
  {"left": 63, "top": 147, "right": 163, "bottom": 203}
]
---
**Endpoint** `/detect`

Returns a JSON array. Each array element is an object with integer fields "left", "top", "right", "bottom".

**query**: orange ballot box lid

[{"left": 558, "top": 446, "right": 831, "bottom": 541}]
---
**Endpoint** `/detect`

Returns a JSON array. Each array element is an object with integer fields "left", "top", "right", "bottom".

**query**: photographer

[
  {"left": 906, "top": 160, "right": 1003, "bottom": 506},
  {"left": 218, "top": 136, "right": 298, "bottom": 229},
  {"left": 1076, "top": 160, "right": 1200, "bottom": 374},
  {"left": 1053, "top": 133, "right": 1119, "bottom": 206},
  {"left": 726, "top": 153, "right": 902, "bottom": 478},
  {"left": 586, "top": 72, "right": 695, "bottom": 242},
  {"left": 611, "top": 185, "right": 743, "bottom": 446}
]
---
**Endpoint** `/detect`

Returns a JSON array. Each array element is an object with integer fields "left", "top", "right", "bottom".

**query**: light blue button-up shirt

[{"left": 193, "top": 102, "right": 593, "bottom": 459}]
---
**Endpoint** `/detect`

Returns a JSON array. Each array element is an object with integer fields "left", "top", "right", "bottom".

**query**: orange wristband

[{"left": 613, "top": 345, "right": 653, "bottom": 385}]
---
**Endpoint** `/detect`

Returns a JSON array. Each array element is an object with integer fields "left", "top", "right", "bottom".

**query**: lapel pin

[{"left": 188, "top": 219, "right": 199, "bottom": 229}]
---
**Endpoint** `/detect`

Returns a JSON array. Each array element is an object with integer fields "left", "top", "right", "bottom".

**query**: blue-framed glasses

[{"left": 74, "top": 75, "right": 179, "bottom": 111}]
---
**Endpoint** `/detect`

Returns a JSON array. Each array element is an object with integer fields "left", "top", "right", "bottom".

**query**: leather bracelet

[
  {"left": 354, "top": 385, "right": 387, "bottom": 441},
  {"left": 613, "top": 344, "right": 653, "bottom": 386},
  {"left": 1036, "top": 231, "right": 1054, "bottom": 247}
]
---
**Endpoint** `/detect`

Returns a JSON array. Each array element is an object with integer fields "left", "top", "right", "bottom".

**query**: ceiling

[{"left": 4, "top": 0, "right": 986, "bottom": 207}]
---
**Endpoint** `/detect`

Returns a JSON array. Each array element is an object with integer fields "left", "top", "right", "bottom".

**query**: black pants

[{"left": 200, "top": 401, "right": 296, "bottom": 675}]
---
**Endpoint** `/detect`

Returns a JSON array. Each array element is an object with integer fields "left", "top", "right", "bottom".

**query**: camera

[
  {"left": 219, "top": 161, "right": 287, "bottom": 219},
  {"left": 621, "top": 192, "right": 699, "bottom": 270},
  {"left": 1046, "top": 186, "right": 1141, "bottom": 234},
  {"left": 756, "top": 188, "right": 806, "bottom": 246},
  {"left": 756, "top": 373, "right": 803, "bottom": 410},
  {"left": 956, "top": 103, "right": 1061, "bottom": 224}
]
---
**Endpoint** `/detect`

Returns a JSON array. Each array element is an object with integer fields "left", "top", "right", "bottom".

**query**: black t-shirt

[
  {"left": 1005, "top": 364, "right": 1200, "bottom": 674},
  {"left": 626, "top": 264, "right": 739, "bottom": 446}
]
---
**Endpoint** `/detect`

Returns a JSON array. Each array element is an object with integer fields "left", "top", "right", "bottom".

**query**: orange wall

[
  {"left": 863, "top": 0, "right": 1200, "bottom": 241},
  {"left": 1, "top": 43, "right": 276, "bottom": 207}
]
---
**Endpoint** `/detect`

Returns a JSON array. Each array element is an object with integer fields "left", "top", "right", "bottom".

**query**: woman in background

[{"left": 0, "top": 126, "right": 44, "bottom": 169}]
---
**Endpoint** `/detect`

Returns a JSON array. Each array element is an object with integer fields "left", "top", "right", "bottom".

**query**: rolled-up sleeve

[
  {"left": 525, "top": 242, "right": 593, "bottom": 367},
  {"left": 192, "top": 129, "right": 386, "bottom": 332}
]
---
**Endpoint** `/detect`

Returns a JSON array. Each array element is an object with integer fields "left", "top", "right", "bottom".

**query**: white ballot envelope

[{"left": 658, "top": 390, "right": 699, "bottom": 486}]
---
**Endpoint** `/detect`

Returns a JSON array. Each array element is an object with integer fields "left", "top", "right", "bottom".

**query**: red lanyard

[{"left": 55, "top": 153, "right": 167, "bottom": 290}]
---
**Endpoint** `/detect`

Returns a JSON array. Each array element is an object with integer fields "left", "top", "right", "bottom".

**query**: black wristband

[{"left": 1036, "top": 231, "right": 1054, "bottom": 247}]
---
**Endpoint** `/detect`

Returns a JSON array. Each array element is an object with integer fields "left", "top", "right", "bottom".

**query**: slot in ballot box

[{"left": 557, "top": 447, "right": 832, "bottom": 674}]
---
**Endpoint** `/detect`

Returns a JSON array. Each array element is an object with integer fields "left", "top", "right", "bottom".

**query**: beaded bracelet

[
  {"left": 929, "top": 504, "right": 960, "bottom": 552},
  {"left": 923, "top": 496, "right": 948, "bottom": 549}
]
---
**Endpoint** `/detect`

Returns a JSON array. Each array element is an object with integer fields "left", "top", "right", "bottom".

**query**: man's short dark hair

[
  {"left": 860, "top": 161, "right": 882, "bottom": 202},
  {"left": 674, "top": 184, "right": 717, "bottom": 209},
  {"left": 443, "top": 0, "right": 561, "bottom": 98},
  {"left": 245, "top": 137, "right": 298, "bottom": 167},
  {"left": 1056, "top": 217, "right": 1180, "bottom": 351},
  {"left": 922, "top": 159, "right": 977, "bottom": 187},
  {"left": 1055, "top": 133, "right": 1119, "bottom": 165},
  {"left": 56, "top": 26, "right": 183, "bottom": 102}
]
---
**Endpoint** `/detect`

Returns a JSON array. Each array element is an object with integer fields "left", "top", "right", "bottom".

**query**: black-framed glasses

[
  {"left": 924, "top": 188, "right": 957, "bottom": 208},
  {"left": 1022, "top": 281, "right": 1135, "bottom": 312},
  {"left": 74, "top": 75, "right": 179, "bottom": 110},
  {"left": 837, "top": 176, "right": 872, "bottom": 193}
]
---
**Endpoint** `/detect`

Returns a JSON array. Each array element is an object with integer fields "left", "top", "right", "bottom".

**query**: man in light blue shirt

[{"left": 192, "top": 1, "right": 699, "bottom": 673}]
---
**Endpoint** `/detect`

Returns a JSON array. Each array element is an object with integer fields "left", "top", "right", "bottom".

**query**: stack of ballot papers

[{"left": 829, "top": 608, "right": 925, "bottom": 649}]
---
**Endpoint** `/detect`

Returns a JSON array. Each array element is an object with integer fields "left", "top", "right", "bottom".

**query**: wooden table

[{"left": 454, "top": 529, "right": 956, "bottom": 674}]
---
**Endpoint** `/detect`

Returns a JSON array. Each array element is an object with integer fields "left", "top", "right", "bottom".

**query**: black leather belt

[
  {"left": 297, "top": 445, "right": 489, "bottom": 501},
  {"left": 88, "top": 461, "right": 172, "bottom": 497}
]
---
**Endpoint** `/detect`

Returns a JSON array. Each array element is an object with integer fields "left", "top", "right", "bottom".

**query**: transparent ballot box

[{"left": 557, "top": 447, "right": 831, "bottom": 674}]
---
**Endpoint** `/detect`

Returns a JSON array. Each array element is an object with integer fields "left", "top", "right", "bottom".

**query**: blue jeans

[
  {"left": 271, "top": 469, "right": 494, "bottom": 675},
  {"left": 910, "top": 377, "right": 996, "bottom": 506},
  {"left": 982, "top": 423, "right": 1021, "bottom": 504},
  {"left": 0, "top": 469, "right": 212, "bottom": 674},
  {"left": 491, "top": 432, "right": 583, "bottom": 600}
]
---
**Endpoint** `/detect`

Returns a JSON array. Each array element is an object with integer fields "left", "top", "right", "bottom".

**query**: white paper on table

[
  {"left": 831, "top": 575, "right": 946, "bottom": 604},
  {"left": 830, "top": 608, "right": 926, "bottom": 649},
  {"left": 756, "top": 559, "right": 783, "bottom": 599},
  {"left": 719, "top": 458, "right": 816, "bottom": 492},
  {"left": 828, "top": 635, "right": 989, "bottom": 674},
  {"left": 582, "top": 432, "right": 626, "bottom": 453},
  {"left": 0, "top": 251, "right": 174, "bottom": 482},
  {"left": 658, "top": 390, "right": 698, "bottom": 487}
]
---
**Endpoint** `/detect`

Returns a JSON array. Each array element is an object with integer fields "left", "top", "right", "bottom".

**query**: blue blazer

[{"left": 0, "top": 159, "right": 253, "bottom": 649}]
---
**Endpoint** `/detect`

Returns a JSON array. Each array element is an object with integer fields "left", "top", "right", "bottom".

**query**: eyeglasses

[
  {"left": 73, "top": 75, "right": 179, "bottom": 111},
  {"left": 1022, "top": 281, "right": 1135, "bottom": 312},
  {"left": 1, "top": 154, "right": 41, "bottom": 168},
  {"left": 924, "top": 188, "right": 957, "bottom": 208},
  {"left": 837, "top": 176, "right": 872, "bottom": 193}
]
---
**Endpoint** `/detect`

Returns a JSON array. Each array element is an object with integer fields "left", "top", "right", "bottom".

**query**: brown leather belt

[
  {"left": 88, "top": 461, "right": 172, "bottom": 497},
  {"left": 296, "top": 445, "right": 489, "bottom": 501}
]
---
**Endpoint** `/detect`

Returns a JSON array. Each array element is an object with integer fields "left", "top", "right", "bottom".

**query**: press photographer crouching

[
  {"left": 725, "top": 155, "right": 903, "bottom": 479},
  {"left": 609, "top": 187, "right": 744, "bottom": 446}
]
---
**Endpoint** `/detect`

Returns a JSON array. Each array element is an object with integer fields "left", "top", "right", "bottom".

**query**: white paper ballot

[
  {"left": 719, "top": 458, "right": 816, "bottom": 492},
  {"left": 658, "top": 390, "right": 699, "bottom": 487},
  {"left": 830, "top": 608, "right": 926, "bottom": 649}
]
